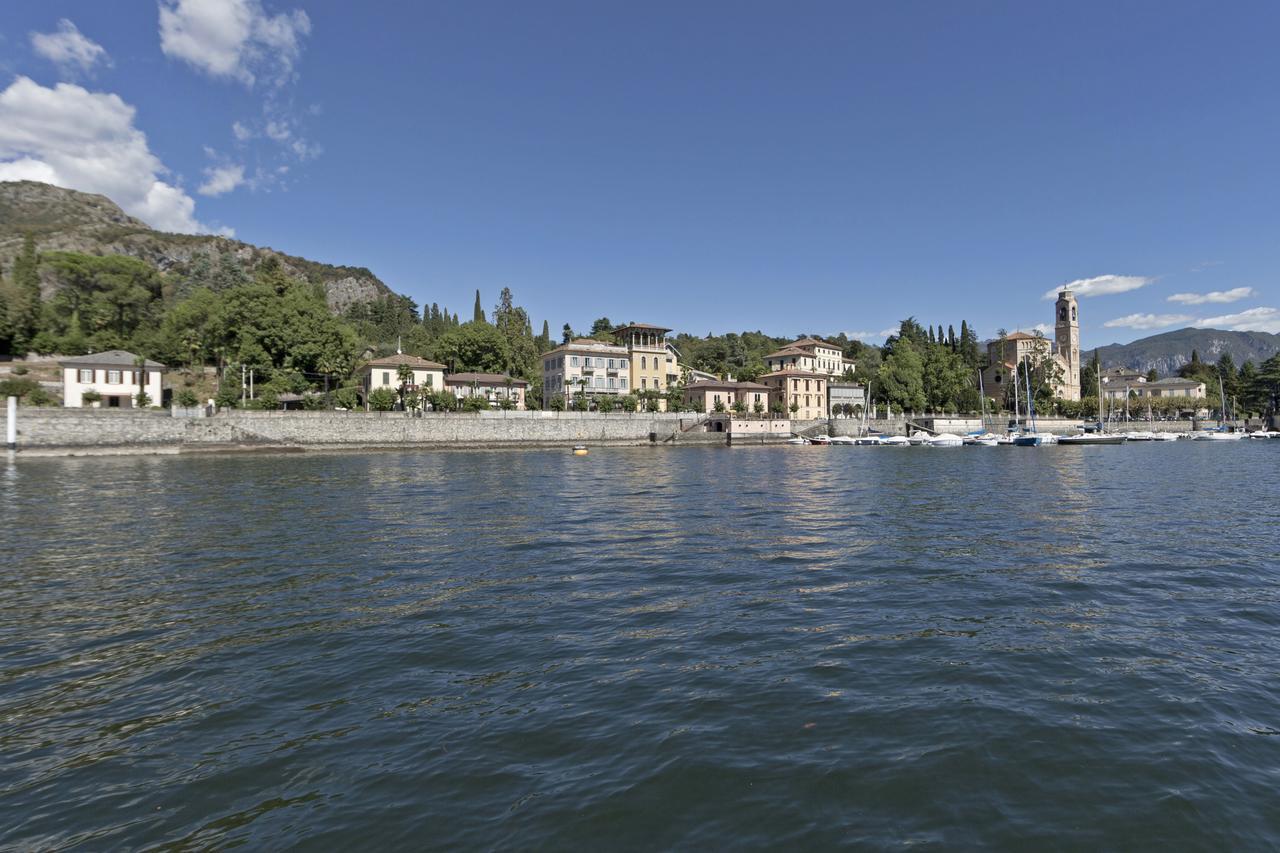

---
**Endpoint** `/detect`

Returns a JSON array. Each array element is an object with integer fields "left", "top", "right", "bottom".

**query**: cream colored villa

[
  {"left": 764, "top": 337, "right": 855, "bottom": 378},
  {"left": 357, "top": 354, "right": 445, "bottom": 406},
  {"left": 444, "top": 372, "right": 528, "bottom": 409},
  {"left": 60, "top": 350, "right": 165, "bottom": 408},
  {"left": 541, "top": 338, "right": 631, "bottom": 402}
]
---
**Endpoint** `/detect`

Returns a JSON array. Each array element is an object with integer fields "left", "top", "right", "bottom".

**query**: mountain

[
  {"left": 0, "top": 181, "right": 393, "bottom": 313},
  {"left": 1093, "top": 327, "right": 1280, "bottom": 375}
]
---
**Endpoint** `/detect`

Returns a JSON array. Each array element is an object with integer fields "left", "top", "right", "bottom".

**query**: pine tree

[
  {"left": 473, "top": 289, "right": 484, "bottom": 323},
  {"left": 947, "top": 324, "right": 956, "bottom": 350},
  {"left": 562, "top": 323, "right": 574, "bottom": 344}
]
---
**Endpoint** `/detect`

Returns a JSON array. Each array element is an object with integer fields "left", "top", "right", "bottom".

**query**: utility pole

[
  {"left": 250, "top": 369, "right": 255, "bottom": 401},
  {"left": 241, "top": 364, "right": 246, "bottom": 406},
  {"left": 6, "top": 396, "right": 16, "bottom": 451}
]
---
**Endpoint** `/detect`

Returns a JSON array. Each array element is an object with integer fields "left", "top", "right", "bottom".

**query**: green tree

[
  {"left": 368, "top": 387, "right": 397, "bottom": 411},
  {"left": 589, "top": 317, "right": 614, "bottom": 341},
  {"left": 433, "top": 321, "right": 512, "bottom": 373},
  {"left": 878, "top": 337, "right": 926, "bottom": 412},
  {"left": 473, "top": 289, "right": 485, "bottom": 323},
  {"left": 9, "top": 235, "right": 43, "bottom": 353}
]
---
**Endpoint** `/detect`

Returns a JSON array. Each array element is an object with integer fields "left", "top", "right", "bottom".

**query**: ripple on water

[{"left": 1, "top": 445, "right": 1280, "bottom": 848}]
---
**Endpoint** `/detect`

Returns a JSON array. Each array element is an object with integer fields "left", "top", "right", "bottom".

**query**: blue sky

[{"left": 2, "top": 1, "right": 1279, "bottom": 347}]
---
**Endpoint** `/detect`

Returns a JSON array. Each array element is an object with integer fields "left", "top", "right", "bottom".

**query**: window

[
  {"left": 641, "top": 356, "right": 647, "bottom": 369},
  {"left": 426, "top": 375, "right": 434, "bottom": 387},
  {"left": 571, "top": 356, "right": 580, "bottom": 367},
  {"left": 108, "top": 370, "right": 121, "bottom": 384},
  {"left": 641, "top": 378, "right": 647, "bottom": 388},
  {"left": 621, "top": 359, "right": 628, "bottom": 369},
  {"left": 607, "top": 358, "right": 614, "bottom": 369},
  {"left": 78, "top": 369, "right": 93, "bottom": 383}
]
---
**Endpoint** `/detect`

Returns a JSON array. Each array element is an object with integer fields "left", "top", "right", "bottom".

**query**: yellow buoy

[{"left": 572, "top": 445, "right": 589, "bottom": 455}]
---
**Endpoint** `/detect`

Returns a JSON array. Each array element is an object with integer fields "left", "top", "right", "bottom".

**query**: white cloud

[
  {"left": 30, "top": 19, "right": 111, "bottom": 75},
  {"left": 1042, "top": 274, "right": 1153, "bottom": 300},
  {"left": 198, "top": 163, "right": 245, "bottom": 196},
  {"left": 847, "top": 328, "right": 898, "bottom": 343},
  {"left": 231, "top": 120, "right": 253, "bottom": 141},
  {"left": 159, "top": 0, "right": 310, "bottom": 88},
  {"left": 1194, "top": 307, "right": 1280, "bottom": 334},
  {"left": 265, "top": 119, "right": 291, "bottom": 141},
  {"left": 1102, "top": 313, "right": 1196, "bottom": 331},
  {"left": 0, "top": 76, "right": 219, "bottom": 235},
  {"left": 1167, "top": 287, "right": 1255, "bottom": 305}
]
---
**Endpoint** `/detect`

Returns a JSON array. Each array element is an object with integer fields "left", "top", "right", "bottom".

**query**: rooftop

[
  {"left": 548, "top": 338, "right": 629, "bottom": 353},
  {"left": 362, "top": 354, "right": 446, "bottom": 369},
  {"left": 612, "top": 323, "right": 672, "bottom": 334},
  {"left": 59, "top": 350, "right": 165, "bottom": 368},
  {"left": 444, "top": 372, "right": 528, "bottom": 386}
]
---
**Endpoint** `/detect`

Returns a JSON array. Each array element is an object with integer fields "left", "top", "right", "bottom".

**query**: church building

[{"left": 982, "top": 289, "right": 1081, "bottom": 402}]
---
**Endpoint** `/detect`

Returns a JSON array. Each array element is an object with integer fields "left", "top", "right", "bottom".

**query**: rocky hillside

[
  {"left": 1094, "top": 327, "right": 1280, "bottom": 375},
  {"left": 0, "top": 181, "right": 394, "bottom": 313}
]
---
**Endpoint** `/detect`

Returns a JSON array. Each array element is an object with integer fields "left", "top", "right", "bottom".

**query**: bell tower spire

[{"left": 1054, "top": 289, "right": 1081, "bottom": 401}]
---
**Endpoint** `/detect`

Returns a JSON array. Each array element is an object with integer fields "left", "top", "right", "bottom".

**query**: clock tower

[{"left": 1054, "top": 289, "right": 1081, "bottom": 401}]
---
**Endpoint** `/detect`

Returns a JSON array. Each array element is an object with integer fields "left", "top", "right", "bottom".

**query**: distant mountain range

[
  {"left": 0, "top": 180, "right": 393, "bottom": 313},
  {"left": 1093, "top": 327, "right": 1280, "bottom": 376}
]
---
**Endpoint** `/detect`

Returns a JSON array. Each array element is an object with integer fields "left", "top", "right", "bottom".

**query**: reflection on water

[{"left": 2, "top": 443, "right": 1280, "bottom": 849}]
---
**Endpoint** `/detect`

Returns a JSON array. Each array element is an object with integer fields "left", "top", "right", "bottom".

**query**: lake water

[{"left": 3, "top": 443, "right": 1280, "bottom": 849}]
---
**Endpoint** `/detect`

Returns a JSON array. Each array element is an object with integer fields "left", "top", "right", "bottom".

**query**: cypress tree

[
  {"left": 10, "top": 234, "right": 42, "bottom": 353},
  {"left": 473, "top": 289, "right": 484, "bottom": 323}
]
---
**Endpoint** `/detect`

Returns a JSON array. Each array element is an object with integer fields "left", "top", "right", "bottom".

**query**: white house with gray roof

[{"left": 60, "top": 350, "right": 166, "bottom": 408}]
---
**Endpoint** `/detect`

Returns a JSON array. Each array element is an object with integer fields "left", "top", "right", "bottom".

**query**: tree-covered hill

[{"left": 0, "top": 180, "right": 392, "bottom": 313}]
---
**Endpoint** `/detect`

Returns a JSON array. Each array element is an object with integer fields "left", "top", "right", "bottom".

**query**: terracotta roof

[
  {"left": 765, "top": 347, "right": 812, "bottom": 359},
  {"left": 59, "top": 350, "right": 165, "bottom": 368},
  {"left": 759, "top": 369, "right": 827, "bottom": 379},
  {"left": 734, "top": 381, "right": 771, "bottom": 390},
  {"left": 789, "top": 337, "right": 841, "bottom": 349},
  {"left": 445, "top": 372, "right": 528, "bottom": 386},
  {"left": 363, "top": 355, "right": 446, "bottom": 369}
]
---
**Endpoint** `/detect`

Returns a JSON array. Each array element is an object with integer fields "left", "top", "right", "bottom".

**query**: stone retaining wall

[{"left": 1, "top": 408, "right": 729, "bottom": 453}]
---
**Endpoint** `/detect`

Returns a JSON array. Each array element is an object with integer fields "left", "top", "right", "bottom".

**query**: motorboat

[
  {"left": 965, "top": 432, "right": 1001, "bottom": 446},
  {"left": 829, "top": 434, "right": 857, "bottom": 445},
  {"left": 853, "top": 435, "right": 883, "bottom": 446},
  {"left": 1012, "top": 433, "right": 1044, "bottom": 447},
  {"left": 809, "top": 434, "right": 831, "bottom": 445},
  {"left": 1193, "top": 429, "right": 1245, "bottom": 441},
  {"left": 1058, "top": 433, "right": 1127, "bottom": 445},
  {"left": 1152, "top": 432, "right": 1180, "bottom": 441},
  {"left": 906, "top": 431, "right": 931, "bottom": 446},
  {"left": 1124, "top": 431, "right": 1155, "bottom": 441},
  {"left": 928, "top": 433, "right": 965, "bottom": 447},
  {"left": 1248, "top": 430, "right": 1280, "bottom": 440},
  {"left": 880, "top": 435, "right": 911, "bottom": 446},
  {"left": 786, "top": 436, "right": 808, "bottom": 445}
]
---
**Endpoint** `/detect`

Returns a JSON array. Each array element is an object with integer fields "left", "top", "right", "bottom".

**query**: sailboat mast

[
  {"left": 1012, "top": 356, "right": 1020, "bottom": 433},
  {"left": 978, "top": 369, "right": 987, "bottom": 432},
  {"left": 1024, "top": 356, "right": 1037, "bottom": 433}
]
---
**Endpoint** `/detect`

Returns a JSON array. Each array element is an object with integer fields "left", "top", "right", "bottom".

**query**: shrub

[
  {"left": 368, "top": 387, "right": 397, "bottom": 411},
  {"left": 462, "top": 394, "right": 490, "bottom": 412},
  {"left": 332, "top": 387, "right": 360, "bottom": 410},
  {"left": 176, "top": 388, "right": 199, "bottom": 408},
  {"left": 82, "top": 389, "right": 103, "bottom": 405},
  {"left": 620, "top": 395, "right": 638, "bottom": 413},
  {"left": 27, "top": 386, "right": 56, "bottom": 407},
  {"left": 548, "top": 393, "right": 566, "bottom": 411},
  {"left": 11, "top": 365, "right": 28, "bottom": 376},
  {"left": 596, "top": 395, "right": 617, "bottom": 413}
]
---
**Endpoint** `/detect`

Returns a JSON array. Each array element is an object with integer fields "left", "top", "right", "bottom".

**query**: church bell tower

[{"left": 1055, "top": 289, "right": 1081, "bottom": 401}]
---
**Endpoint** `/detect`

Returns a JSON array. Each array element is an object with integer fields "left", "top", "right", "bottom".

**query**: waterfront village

[{"left": 46, "top": 287, "right": 1212, "bottom": 425}]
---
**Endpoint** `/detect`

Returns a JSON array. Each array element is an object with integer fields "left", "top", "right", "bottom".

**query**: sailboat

[
  {"left": 1060, "top": 362, "right": 1125, "bottom": 445},
  {"left": 967, "top": 369, "right": 1000, "bottom": 445},
  {"left": 1194, "top": 374, "right": 1245, "bottom": 440},
  {"left": 1013, "top": 358, "right": 1047, "bottom": 445}
]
